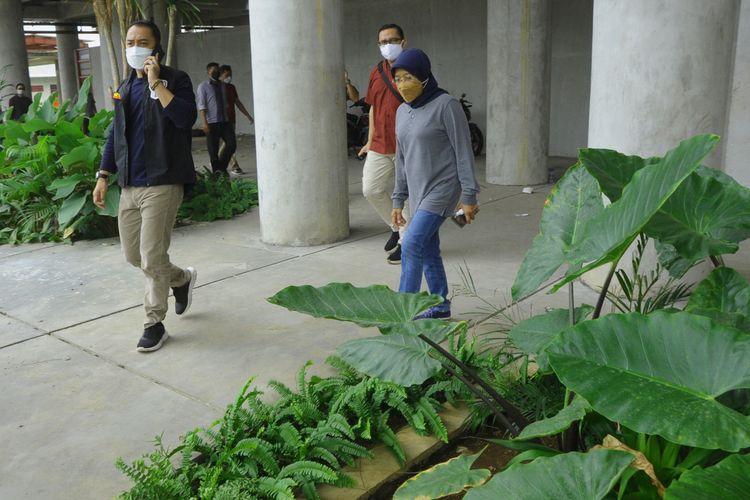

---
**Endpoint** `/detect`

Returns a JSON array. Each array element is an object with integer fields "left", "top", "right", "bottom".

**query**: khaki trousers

[
  {"left": 118, "top": 185, "right": 190, "bottom": 328},
  {"left": 362, "top": 150, "right": 409, "bottom": 236}
]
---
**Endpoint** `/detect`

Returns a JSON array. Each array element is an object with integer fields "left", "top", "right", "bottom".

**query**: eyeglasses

[
  {"left": 377, "top": 38, "right": 402, "bottom": 46},
  {"left": 394, "top": 74, "right": 417, "bottom": 85}
]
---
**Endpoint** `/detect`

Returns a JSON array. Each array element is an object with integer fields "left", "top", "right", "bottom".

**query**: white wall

[
  {"left": 549, "top": 0, "right": 592, "bottom": 158},
  {"left": 725, "top": 0, "right": 750, "bottom": 187},
  {"left": 176, "top": 26, "right": 256, "bottom": 136},
  {"left": 343, "top": 0, "right": 488, "bottom": 135}
]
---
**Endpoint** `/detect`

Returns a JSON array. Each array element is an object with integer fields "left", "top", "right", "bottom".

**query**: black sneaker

[
  {"left": 387, "top": 245, "right": 401, "bottom": 265},
  {"left": 173, "top": 267, "right": 197, "bottom": 316},
  {"left": 414, "top": 306, "right": 452, "bottom": 320},
  {"left": 230, "top": 164, "right": 243, "bottom": 174},
  {"left": 384, "top": 231, "right": 400, "bottom": 252},
  {"left": 137, "top": 322, "right": 169, "bottom": 352}
]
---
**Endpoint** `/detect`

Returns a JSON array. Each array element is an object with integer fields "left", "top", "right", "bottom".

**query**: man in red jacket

[{"left": 358, "top": 23, "right": 409, "bottom": 265}]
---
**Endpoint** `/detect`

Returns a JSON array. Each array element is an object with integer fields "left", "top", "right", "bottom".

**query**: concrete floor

[{"left": 1, "top": 136, "right": 747, "bottom": 499}]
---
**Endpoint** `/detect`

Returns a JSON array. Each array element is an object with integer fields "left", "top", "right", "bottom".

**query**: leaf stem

[{"left": 593, "top": 262, "right": 618, "bottom": 319}]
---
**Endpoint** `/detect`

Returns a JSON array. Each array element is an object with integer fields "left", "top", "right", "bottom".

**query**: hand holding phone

[{"left": 451, "top": 208, "right": 467, "bottom": 228}]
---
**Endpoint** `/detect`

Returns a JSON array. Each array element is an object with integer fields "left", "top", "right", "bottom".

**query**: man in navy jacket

[{"left": 93, "top": 20, "right": 198, "bottom": 352}]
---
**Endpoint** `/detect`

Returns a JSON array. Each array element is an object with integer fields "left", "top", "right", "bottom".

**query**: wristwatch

[{"left": 95, "top": 170, "right": 110, "bottom": 181}]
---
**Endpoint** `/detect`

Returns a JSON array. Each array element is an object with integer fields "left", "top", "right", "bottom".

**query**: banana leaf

[
  {"left": 463, "top": 449, "right": 633, "bottom": 500},
  {"left": 547, "top": 310, "right": 750, "bottom": 451}
]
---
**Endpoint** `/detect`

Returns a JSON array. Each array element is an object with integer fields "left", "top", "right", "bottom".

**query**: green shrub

[
  {"left": 0, "top": 77, "right": 118, "bottom": 244},
  {"left": 179, "top": 170, "right": 258, "bottom": 223}
]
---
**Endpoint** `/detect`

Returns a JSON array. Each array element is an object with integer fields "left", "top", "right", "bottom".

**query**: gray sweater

[{"left": 392, "top": 93, "right": 479, "bottom": 217}]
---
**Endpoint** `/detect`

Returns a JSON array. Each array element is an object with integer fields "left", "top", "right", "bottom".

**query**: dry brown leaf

[{"left": 593, "top": 434, "right": 666, "bottom": 497}]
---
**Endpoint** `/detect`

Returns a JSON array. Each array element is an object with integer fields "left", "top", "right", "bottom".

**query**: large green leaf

[
  {"left": 578, "top": 148, "right": 659, "bottom": 202},
  {"left": 22, "top": 118, "right": 56, "bottom": 133},
  {"left": 553, "top": 134, "right": 719, "bottom": 292},
  {"left": 60, "top": 143, "right": 99, "bottom": 170},
  {"left": 508, "top": 305, "right": 593, "bottom": 371},
  {"left": 547, "top": 311, "right": 750, "bottom": 451},
  {"left": 57, "top": 191, "right": 88, "bottom": 227},
  {"left": 55, "top": 120, "right": 85, "bottom": 153},
  {"left": 394, "top": 450, "right": 491, "bottom": 500},
  {"left": 664, "top": 453, "right": 750, "bottom": 500},
  {"left": 685, "top": 267, "right": 750, "bottom": 332},
  {"left": 464, "top": 449, "right": 633, "bottom": 500},
  {"left": 511, "top": 163, "right": 604, "bottom": 300},
  {"left": 516, "top": 396, "right": 591, "bottom": 440},
  {"left": 268, "top": 283, "right": 442, "bottom": 329},
  {"left": 48, "top": 174, "right": 85, "bottom": 200},
  {"left": 336, "top": 328, "right": 449, "bottom": 386},
  {"left": 644, "top": 166, "right": 750, "bottom": 263}
]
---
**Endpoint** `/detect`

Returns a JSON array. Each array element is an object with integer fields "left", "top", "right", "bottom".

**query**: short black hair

[
  {"left": 129, "top": 19, "right": 161, "bottom": 47},
  {"left": 207, "top": 62, "right": 219, "bottom": 71},
  {"left": 128, "top": 19, "right": 164, "bottom": 58},
  {"left": 219, "top": 64, "right": 232, "bottom": 74},
  {"left": 16, "top": 83, "right": 25, "bottom": 89},
  {"left": 378, "top": 23, "right": 404, "bottom": 39}
]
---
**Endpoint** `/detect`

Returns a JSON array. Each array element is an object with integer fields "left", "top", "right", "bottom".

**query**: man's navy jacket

[{"left": 100, "top": 65, "right": 197, "bottom": 187}]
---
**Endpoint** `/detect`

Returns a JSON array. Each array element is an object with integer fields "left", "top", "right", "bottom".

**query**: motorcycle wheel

[{"left": 469, "top": 123, "right": 484, "bottom": 157}]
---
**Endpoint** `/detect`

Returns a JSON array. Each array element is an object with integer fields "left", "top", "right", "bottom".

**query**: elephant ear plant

[
  {"left": 0, "top": 77, "right": 118, "bottom": 244},
  {"left": 386, "top": 134, "right": 750, "bottom": 498}
]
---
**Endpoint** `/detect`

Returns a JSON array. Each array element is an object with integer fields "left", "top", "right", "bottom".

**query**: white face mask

[
  {"left": 223, "top": 76, "right": 232, "bottom": 84},
  {"left": 16, "top": 89, "right": 24, "bottom": 96},
  {"left": 380, "top": 42, "right": 403, "bottom": 62},
  {"left": 126, "top": 46, "right": 152, "bottom": 70}
]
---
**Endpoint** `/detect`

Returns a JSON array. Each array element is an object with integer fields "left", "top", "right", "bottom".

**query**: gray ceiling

[{"left": 20, "top": 0, "right": 250, "bottom": 28}]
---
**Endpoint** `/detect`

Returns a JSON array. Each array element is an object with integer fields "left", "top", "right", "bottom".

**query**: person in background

[
  {"left": 9, "top": 83, "right": 32, "bottom": 120},
  {"left": 345, "top": 70, "right": 359, "bottom": 102},
  {"left": 197, "top": 62, "right": 235, "bottom": 174},
  {"left": 391, "top": 48, "right": 480, "bottom": 320},
  {"left": 92, "top": 19, "right": 198, "bottom": 352},
  {"left": 218, "top": 64, "right": 254, "bottom": 174},
  {"left": 360, "top": 23, "right": 410, "bottom": 265}
]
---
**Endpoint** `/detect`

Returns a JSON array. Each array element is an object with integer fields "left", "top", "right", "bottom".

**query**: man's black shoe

[
  {"left": 173, "top": 267, "right": 197, "bottom": 316},
  {"left": 137, "top": 322, "right": 169, "bottom": 352},
  {"left": 387, "top": 244, "right": 401, "bottom": 265},
  {"left": 384, "top": 231, "right": 400, "bottom": 252}
]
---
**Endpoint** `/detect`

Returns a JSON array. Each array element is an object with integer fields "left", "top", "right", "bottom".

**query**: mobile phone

[{"left": 451, "top": 209, "right": 467, "bottom": 228}]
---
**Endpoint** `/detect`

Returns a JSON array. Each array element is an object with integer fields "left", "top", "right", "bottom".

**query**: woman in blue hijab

[{"left": 390, "top": 48, "right": 480, "bottom": 319}]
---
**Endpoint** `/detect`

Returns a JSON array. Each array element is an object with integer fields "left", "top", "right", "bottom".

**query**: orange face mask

[{"left": 396, "top": 77, "right": 424, "bottom": 103}]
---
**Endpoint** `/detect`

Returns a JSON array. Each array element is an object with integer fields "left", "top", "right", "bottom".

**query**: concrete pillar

[
  {"left": 486, "top": 0, "right": 551, "bottom": 185},
  {"left": 249, "top": 0, "right": 349, "bottom": 245},
  {"left": 588, "top": 0, "right": 738, "bottom": 164},
  {"left": 0, "top": 0, "right": 31, "bottom": 109},
  {"left": 585, "top": 0, "right": 740, "bottom": 291},
  {"left": 725, "top": 0, "right": 750, "bottom": 187},
  {"left": 56, "top": 29, "right": 80, "bottom": 103}
]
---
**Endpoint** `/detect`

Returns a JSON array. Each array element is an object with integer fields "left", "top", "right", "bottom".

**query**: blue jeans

[{"left": 398, "top": 209, "right": 450, "bottom": 311}]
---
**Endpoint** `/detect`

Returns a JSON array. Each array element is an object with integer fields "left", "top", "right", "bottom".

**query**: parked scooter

[
  {"left": 460, "top": 93, "right": 484, "bottom": 157},
  {"left": 347, "top": 98, "right": 370, "bottom": 159}
]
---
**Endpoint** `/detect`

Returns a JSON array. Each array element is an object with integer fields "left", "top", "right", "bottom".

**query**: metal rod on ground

[
  {"left": 442, "top": 364, "right": 518, "bottom": 437},
  {"left": 418, "top": 333, "right": 528, "bottom": 430}
]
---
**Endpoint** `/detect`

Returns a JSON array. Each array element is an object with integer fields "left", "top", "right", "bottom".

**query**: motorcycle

[
  {"left": 347, "top": 98, "right": 370, "bottom": 159},
  {"left": 460, "top": 93, "right": 484, "bottom": 157}
]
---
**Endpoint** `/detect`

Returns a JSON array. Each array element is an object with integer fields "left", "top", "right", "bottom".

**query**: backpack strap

[{"left": 377, "top": 61, "right": 404, "bottom": 103}]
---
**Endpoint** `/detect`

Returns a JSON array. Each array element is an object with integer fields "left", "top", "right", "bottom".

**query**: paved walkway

[{"left": 1, "top": 138, "right": 746, "bottom": 499}]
